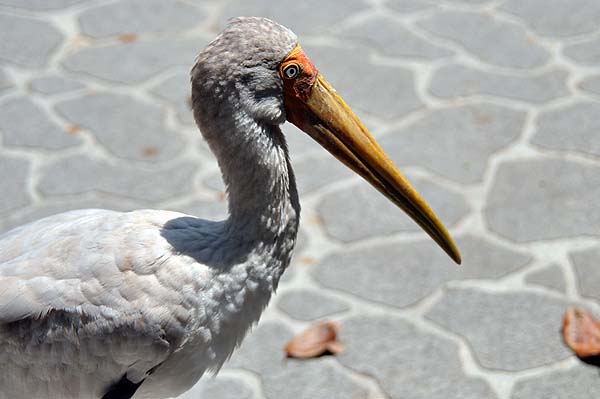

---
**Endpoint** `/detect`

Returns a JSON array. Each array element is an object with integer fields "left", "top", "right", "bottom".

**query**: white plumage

[{"left": 0, "top": 17, "right": 459, "bottom": 399}]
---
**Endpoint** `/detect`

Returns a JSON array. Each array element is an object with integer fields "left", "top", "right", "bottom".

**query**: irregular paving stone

[
  {"left": 0, "top": 0, "right": 88, "bottom": 9},
  {"left": 293, "top": 155, "right": 353, "bottom": 195},
  {"left": 532, "top": 101, "right": 600, "bottom": 157},
  {"left": 430, "top": 64, "right": 569, "bottom": 103},
  {"left": 385, "top": 0, "right": 434, "bottom": 13},
  {"left": 570, "top": 246, "right": 600, "bottom": 303},
  {"left": 219, "top": 0, "right": 370, "bottom": 36},
  {"left": 379, "top": 104, "right": 525, "bottom": 183},
  {"left": 485, "top": 159, "right": 600, "bottom": 242},
  {"left": 338, "top": 15, "right": 454, "bottom": 60},
  {"left": 283, "top": 122, "right": 321, "bottom": 157},
  {"left": 501, "top": 0, "right": 600, "bottom": 38},
  {"left": 227, "top": 321, "right": 367, "bottom": 399},
  {"left": 525, "top": 264, "right": 566, "bottom": 293},
  {"left": 564, "top": 37, "right": 600, "bottom": 66},
  {"left": 150, "top": 72, "right": 194, "bottom": 126},
  {"left": 579, "top": 75, "right": 600, "bottom": 96},
  {"left": 37, "top": 155, "right": 197, "bottom": 202},
  {"left": 0, "top": 69, "right": 12, "bottom": 93},
  {"left": 79, "top": 0, "right": 205, "bottom": 38},
  {"left": 0, "top": 196, "right": 145, "bottom": 235},
  {"left": 178, "top": 376, "right": 254, "bottom": 399},
  {"left": 29, "top": 75, "right": 84, "bottom": 95},
  {"left": 427, "top": 288, "right": 573, "bottom": 371},
  {"left": 0, "top": 97, "right": 82, "bottom": 150},
  {"left": 418, "top": 11, "right": 549, "bottom": 69},
  {"left": 62, "top": 39, "right": 206, "bottom": 84},
  {"left": 318, "top": 174, "right": 469, "bottom": 242},
  {"left": 0, "top": 155, "right": 31, "bottom": 214},
  {"left": 0, "top": 14, "right": 63, "bottom": 68},
  {"left": 276, "top": 290, "right": 349, "bottom": 321},
  {"left": 511, "top": 363, "right": 600, "bottom": 399},
  {"left": 304, "top": 44, "right": 422, "bottom": 120},
  {"left": 312, "top": 235, "right": 531, "bottom": 308},
  {"left": 56, "top": 93, "right": 184, "bottom": 161},
  {"left": 173, "top": 199, "right": 229, "bottom": 222},
  {"left": 339, "top": 316, "right": 497, "bottom": 399}
]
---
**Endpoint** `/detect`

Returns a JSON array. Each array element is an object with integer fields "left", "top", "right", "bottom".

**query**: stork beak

[{"left": 286, "top": 74, "right": 461, "bottom": 264}]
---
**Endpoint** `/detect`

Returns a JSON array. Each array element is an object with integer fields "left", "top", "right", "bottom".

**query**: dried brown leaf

[
  {"left": 563, "top": 307, "right": 600, "bottom": 358},
  {"left": 285, "top": 320, "right": 344, "bottom": 359}
]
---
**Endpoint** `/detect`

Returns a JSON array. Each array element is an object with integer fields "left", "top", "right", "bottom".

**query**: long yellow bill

[{"left": 286, "top": 73, "right": 461, "bottom": 264}]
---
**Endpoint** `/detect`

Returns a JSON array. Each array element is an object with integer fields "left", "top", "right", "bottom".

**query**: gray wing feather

[{"left": 0, "top": 209, "right": 198, "bottom": 398}]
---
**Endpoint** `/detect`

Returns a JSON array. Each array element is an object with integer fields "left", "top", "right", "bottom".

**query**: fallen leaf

[
  {"left": 563, "top": 307, "right": 600, "bottom": 358},
  {"left": 285, "top": 320, "right": 344, "bottom": 359},
  {"left": 119, "top": 33, "right": 138, "bottom": 43}
]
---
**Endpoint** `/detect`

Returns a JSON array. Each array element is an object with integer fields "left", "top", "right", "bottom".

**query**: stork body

[{"left": 0, "top": 18, "right": 459, "bottom": 399}]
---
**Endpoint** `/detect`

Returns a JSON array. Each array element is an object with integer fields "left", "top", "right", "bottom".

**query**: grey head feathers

[{"left": 191, "top": 17, "right": 298, "bottom": 127}]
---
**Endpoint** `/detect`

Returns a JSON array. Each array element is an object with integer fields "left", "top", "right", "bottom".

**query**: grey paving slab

[
  {"left": 0, "top": 0, "right": 88, "bottom": 9},
  {"left": 0, "top": 155, "right": 31, "bottom": 214},
  {"left": 79, "top": 0, "right": 205, "bottom": 38},
  {"left": 29, "top": 75, "right": 85, "bottom": 95},
  {"left": 304, "top": 44, "right": 422, "bottom": 120},
  {"left": 219, "top": 0, "right": 370, "bottom": 36},
  {"left": 427, "top": 288, "right": 573, "bottom": 371},
  {"left": 317, "top": 174, "right": 469, "bottom": 242},
  {"left": 429, "top": 64, "right": 569, "bottom": 104},
  {"left": 312, "top": 235, "right": 531, "bottom": 308},
  {"left": 293, "top": 154, "right": 353, "bottom": 195},
  {"left": 0, "top": 69, "right": 12, "bottom": 94},
  {"left": 564, "top": 37, "right": 600, "bottom": 66},
  {"left": 62, "top": 39, "right": 207, "bottom": 84},
  {"left": 525, "top": 264, "right": 566, "bottom": 294},
  {"left": 276, "top": 290, "right": 349, "bottom": 321},
  {"left": 178, "top": 376, "right": 254, "bottom": 399},
  {"left": 532, "top": 101, "right": 600, "bottom": 158},
  {"left": 500, "top": 0, "right": 600, "bottom": 38},
  {"left": 570, "top": 246, "right": 600, "bottom": 304},
  {"left": 173, "top": 199, "right": 228, "bottom": 222},
  {"left": 0, "top": 96, "right": 82, "bottom": 150},
  {"left": 338, "top": 15, "right": 454, "bottom": 60},
  {"left": 418, "top": 11, "right": 549, "bottom": 69},
  {"left": 339, "top": 316, "right": 498, "bottom": 399},
  {"left": 379, "top": 104, "right": 526, "bottom": 183},
  {"left": 56, "top": 93, "right": 184, "bottom": 161},
  {"left": 485, "top": 159, "right": 600, "bottom": 242},
  {"left": 384, "top": 0, "right": 433, "bottom": 13},
  {"left": 37, "top": 155, "right": 197, "bottom": 202},
  {"left": 150, "top": 72, "right": 195, "bottom": 126},
  {"left": 0, "top": 14, "right": 63, "bottom": 68},
  {"left": 511, "top": 364, "right": 600, "bottom": 399},
  {"left": 579, "top": 75, "right": 600, "bottom": 96}
]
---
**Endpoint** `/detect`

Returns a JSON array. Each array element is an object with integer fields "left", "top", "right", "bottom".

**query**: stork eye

[{"left": 283, "top": 64, "right": 300, "bottom": 79}]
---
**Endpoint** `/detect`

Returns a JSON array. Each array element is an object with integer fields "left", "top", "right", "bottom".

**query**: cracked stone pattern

[
  {"left": 29, "top": 75, "right": 84, "bottom": 95},
  {"left": 485, "top": 159, "right": 600, "bottom": 242},
  {"left": 1, "top": 1, "right": 599, "bottom": 398},
  {"left": 276, "top": 290, "right": 349, "bottom": 321},
  {"left": 0, "top": 97, "right": 82, "bottom": 149},
  {"left": 418, "top": 11, "right": 549, "bottom": 69},
  {"left": 525, "top": 264, "right": 566, "bottom": 294},
  {"left": 532, "top": 102, "right": 600, "bottom": 157},
  {"left": 56, "top": 93, "right": 184, "bottom": 161},
  {"left": 430, "top": 64, "right": 569, "bottom": 104},
  {"left": 313, "top": 235, "right": 531, "bottom": 308},
  {"left": 511, "top": 364, "right": 600, "bottom": 399},
  {"left": 79, "top": 0, "right": 205, "bottom": 38},
  {"left": 379, "top": 104, "right": 526, "bottom": 183},
  {"left": 0, "top": 14, "right": 63, "bottom": 68},
  {"left": 427, "top": 288, "right": 573, "bottom": 371},
  {"left": 500, "top": 0, "right": 600, "bottom": 38},
  {"left": 318, "top": 174, "right": 469, "bottom": 242},
  {"left": 570, "top": 246, "right": 600, "bottom": 304}
]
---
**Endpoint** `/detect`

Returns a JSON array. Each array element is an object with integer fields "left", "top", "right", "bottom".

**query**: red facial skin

[{"left": 280, "top": 45, "right": 319, "bottom": 129}]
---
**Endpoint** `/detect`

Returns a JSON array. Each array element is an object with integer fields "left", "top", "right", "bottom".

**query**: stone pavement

[{"left": 1, "top": 0, "right": 599, "bottom": 398}]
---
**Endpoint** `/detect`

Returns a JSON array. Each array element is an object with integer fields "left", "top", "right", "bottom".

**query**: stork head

[{"left": 192, "top": 17, "right": 461, "bottom": 264}]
